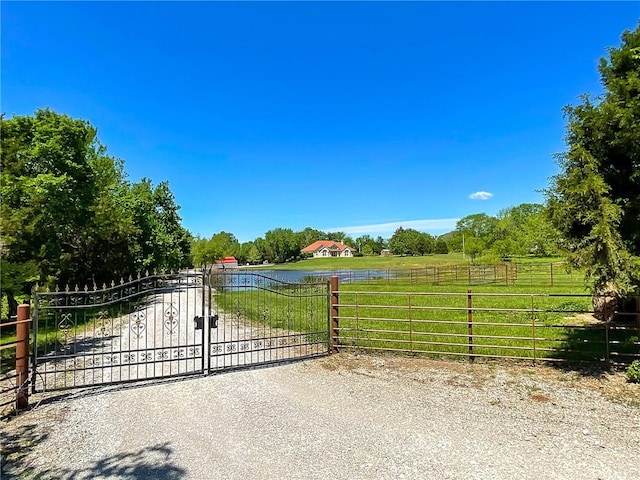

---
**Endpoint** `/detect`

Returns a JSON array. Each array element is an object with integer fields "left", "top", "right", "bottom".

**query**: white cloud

[
  {"left": 324, "top": 218, "right": 460, "bottom": 236},
  {"left": 469, "top": 191, "right": 494, "bottom": 200}
]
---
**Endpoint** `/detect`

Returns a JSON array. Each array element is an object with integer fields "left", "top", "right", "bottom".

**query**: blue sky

[{"left": 3, "top": 2, "right": 639, "bottom": 243}]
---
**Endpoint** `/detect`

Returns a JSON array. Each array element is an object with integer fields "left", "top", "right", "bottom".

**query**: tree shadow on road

[
  {"left": 49, "top": 442, "right": 186, "bottom": 480},
  {"left": 1, "top": 423, "right": 186, "bottom": 480},
  {"left": 1, "top": 422, "right": 49, "bottom": 478}
]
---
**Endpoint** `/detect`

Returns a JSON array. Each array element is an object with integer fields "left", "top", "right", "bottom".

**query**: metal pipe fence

[
  {"left": 315, "top": 263, "right": 582, "bottom": 287},
  {"left": 330, "top": 284, "right": 640, "bottom": 367}
]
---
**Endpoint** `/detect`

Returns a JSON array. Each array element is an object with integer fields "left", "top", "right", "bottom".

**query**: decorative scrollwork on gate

[
  {"left": 95, "top": 310, "right": 110, "bottom": 337},
  {"left": 58, "top": 313, "right": 75, "bottom": 351},
  {"left": 129, "top": 310, "right": 147, "bottom": 339},
  {"left": 164, "top": 304, "right": 179, "bottom": 334}
]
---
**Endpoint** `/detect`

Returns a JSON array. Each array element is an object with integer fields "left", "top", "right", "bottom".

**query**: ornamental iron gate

[
  {"left": 207, "top": 271, "right": 330, "bottom": 370},
  {"left": 32, "top": 271, "right": 330, "bottom": 393}
]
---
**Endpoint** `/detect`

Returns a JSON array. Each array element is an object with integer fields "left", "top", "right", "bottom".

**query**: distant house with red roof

[{"left": 301, "top": 240, "right": 355, "bottom": 258}]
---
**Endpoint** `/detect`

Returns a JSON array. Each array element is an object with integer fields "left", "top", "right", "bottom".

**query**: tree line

[
  {"left": 192, "top": 227, "right": 391, "bottom": 266},
  {"left": 1, "top": 109, "right": 192, "bottom": 315},
  {"left": 191, "top": 204, "right": 561, "bottom": 267}
]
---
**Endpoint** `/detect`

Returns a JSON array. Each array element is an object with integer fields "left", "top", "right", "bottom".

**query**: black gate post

[
  {"left": 31, "top": 291, "right": 39, "bottom": 395},
  {"left": 202, "top": 267, "right": 210, "bottom": 374},
  {"left": 331, "top": 276, "right": 340, "bottom": 353}
]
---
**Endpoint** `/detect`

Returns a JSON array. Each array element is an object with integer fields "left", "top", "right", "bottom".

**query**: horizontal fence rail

[
  {"left": 299, "top": 263, "right": 583, "bottom": 287},
  {"left": 331, "top": 287, "right": 640, "bottom": 366}
]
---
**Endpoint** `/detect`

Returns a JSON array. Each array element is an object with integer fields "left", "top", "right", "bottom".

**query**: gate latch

[{"left": 194, "top": 314, "right": 218, "bottom": 330}]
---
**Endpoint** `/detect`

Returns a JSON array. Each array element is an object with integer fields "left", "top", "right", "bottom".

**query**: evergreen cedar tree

[{"left": 546, "top": 24, "right": 640, "bottom": 298}]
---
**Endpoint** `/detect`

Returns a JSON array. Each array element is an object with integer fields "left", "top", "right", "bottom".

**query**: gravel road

[{"left": 2, "top": 354, "right": 639, "bottom": 480}]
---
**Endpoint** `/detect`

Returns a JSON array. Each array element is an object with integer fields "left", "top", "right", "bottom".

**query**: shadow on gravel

[
  {"left": 1, "top": 422, "right": 49, "bottom": 478},
  {"left": 50, "top": 442, "right": 186, "bottom": 480},
  {"left": 2, "top": 435, "right": 186, "bottom": 480}
]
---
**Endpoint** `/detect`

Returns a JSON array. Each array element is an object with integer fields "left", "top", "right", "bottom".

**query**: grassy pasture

[
  {"left": 335, "top": 282, "right": 638, "bottom": 365},
  {"left": 213, "top": 283, "right": 329, "bottom": 345},
  {"left": 214, "top": 279, "right": 638, "bottom": 366},
  {"left": 266, "top": 254, "right": 567, "bottom": 271},
  {"left": 267, "top": 253, "right": 467, "bottom": 270}
]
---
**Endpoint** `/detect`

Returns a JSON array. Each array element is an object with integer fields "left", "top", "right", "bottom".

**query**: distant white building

[{"left": 301, "top": 240, "right": 355, "bottom": 258}]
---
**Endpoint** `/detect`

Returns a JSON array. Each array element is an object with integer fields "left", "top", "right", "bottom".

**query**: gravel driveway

[{"left": 2, "top": 354, "right": 639, "bottom": 480}]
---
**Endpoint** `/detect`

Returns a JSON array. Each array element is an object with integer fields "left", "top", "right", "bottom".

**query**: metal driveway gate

[
  {"left": 32, "top": 272, "right": 205, "bottom": 392},
  {"left": 206, "top": 271, "right": 330, "bottom": 370},
  {"left": 32, "top": 271, "right": 330, "bottom": 392}
]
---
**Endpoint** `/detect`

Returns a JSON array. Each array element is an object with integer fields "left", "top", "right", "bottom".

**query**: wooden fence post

[
  {"left": 550, "top": 263, "right": 554, "bottom": 287},
  {"left": 331, "top": 276, "right": 340, "bottom": 353},
  {"left": 467, "top": 290, "right": 474, "bottom": 362},
  {"left": 16, "top": 303, "right": 30, "bottom": 410}
]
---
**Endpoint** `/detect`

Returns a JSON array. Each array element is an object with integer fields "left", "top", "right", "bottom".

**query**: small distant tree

[{"left": 434, "top": 238, "right": 449, "bottom": 254}]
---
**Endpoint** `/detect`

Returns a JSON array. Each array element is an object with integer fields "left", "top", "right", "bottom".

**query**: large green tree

[
  {"left": 545, "top": 24, "right": 640, "bottom": 296},
  {"left": 1, "top": 109, "right": 191, "bottom": 314},
  {"left": 388, "top": 227, "right": 435, "bottom": 256},
  {"left": 263, "top": 228, "right": 299, "bottom": 264},
  {"left": 191, "top": 231, "right": 239, "bottom": 266}
]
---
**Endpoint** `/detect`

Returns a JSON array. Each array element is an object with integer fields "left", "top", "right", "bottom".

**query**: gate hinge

[{"left": 194, "top": 314, "right": 218, "bottom": 330}]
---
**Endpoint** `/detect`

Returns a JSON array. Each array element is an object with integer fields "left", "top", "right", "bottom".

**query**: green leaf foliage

[
  {"left": 545, "top": 24, "right": 640, "bottom": 295},
  {"left": 1, "top": 109, "right": 191, "bottom": 312}
]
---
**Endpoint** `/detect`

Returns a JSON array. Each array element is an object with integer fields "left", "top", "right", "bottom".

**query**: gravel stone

[{"left": 2, "top": 354, "right": 639, "bottom": 480}]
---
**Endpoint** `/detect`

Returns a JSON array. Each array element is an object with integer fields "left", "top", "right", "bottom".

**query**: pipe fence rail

[
  {"left": 314, "top": 262, "right": 582, "bottom": 287},
  {"left": 330, "top": 282, "right": 640, "bottom": 367}
]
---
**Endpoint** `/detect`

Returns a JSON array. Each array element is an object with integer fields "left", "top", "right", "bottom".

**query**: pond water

[{"left": 234, "top": 269, "right": 398, "bottom": 284}]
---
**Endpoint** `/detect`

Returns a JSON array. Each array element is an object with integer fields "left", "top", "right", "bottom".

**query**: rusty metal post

[
  {"left": 604, "top": 300, "right": 610, "bottom": 369},
  {"left": 331, "top": 276, "right": 340, "bottom": 353},
  {"left": 467, "top": 290, "right": 474, "bottom": 362},
  {"left": 16, "top": 303, "right": 30, "bottom": 410},
  {"left": 531, "top": 295, "right": 537, "bottom": 365}
]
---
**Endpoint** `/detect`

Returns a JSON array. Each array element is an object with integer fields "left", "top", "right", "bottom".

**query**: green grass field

[
  {"left": 267, "top": 253, "right": 467, "bottom": 270},
  {"left": 214, "top": 279, "right": 638, "bottom": 367},
  {"left": 333, "top": 281, "right": 639, "bottom": 365},
  {"left": 265, "top": 254, "right": 568, "bottom": 271}
]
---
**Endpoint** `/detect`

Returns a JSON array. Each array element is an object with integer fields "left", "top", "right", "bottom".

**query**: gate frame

[
  {"left": 31, "top": 271, "right": 208, "bottom": 394},
  {"left": 28, "top": 269, "right": 332, "bottom": 395}
]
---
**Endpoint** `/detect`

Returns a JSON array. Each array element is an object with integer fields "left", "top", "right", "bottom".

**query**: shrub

[{"left": 626, "top": 360, "right": 640, "bottom": 383}]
